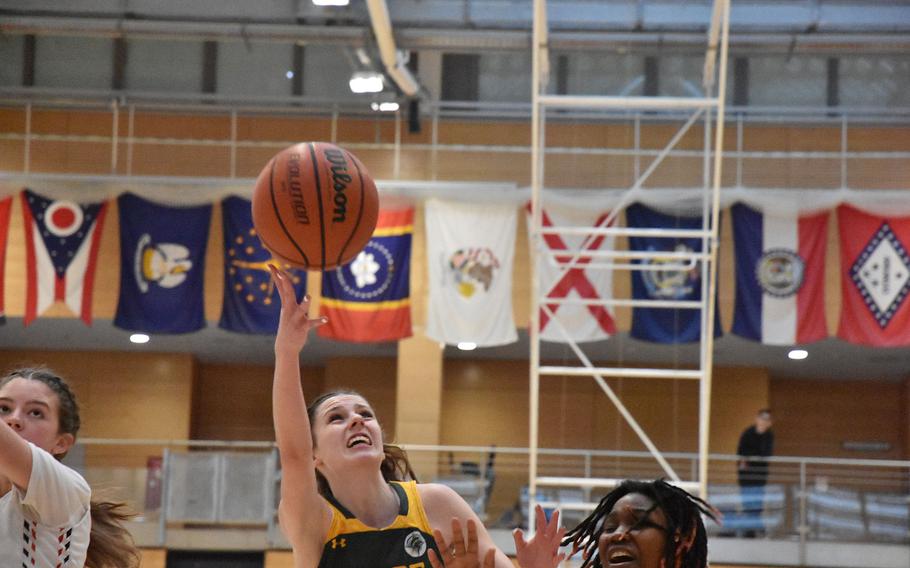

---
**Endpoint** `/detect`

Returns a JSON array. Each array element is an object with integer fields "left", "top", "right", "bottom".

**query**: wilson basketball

[{"left": 251, "top": 142, "right": 379, "bottom": 271}]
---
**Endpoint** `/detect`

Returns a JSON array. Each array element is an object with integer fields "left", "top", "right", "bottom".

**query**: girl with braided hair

[
  {"left": 557, "top": 479, "right": 719, "bottom": 568},
  {"left": 0, "top": 367, "right": 140, "bottom": 567}
]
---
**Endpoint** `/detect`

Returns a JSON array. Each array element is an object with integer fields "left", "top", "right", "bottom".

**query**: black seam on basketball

[
  {"left": 337, "top": 150, "right": 367, "bottom": 266},
  {"left": 268, "top": 156, "right": 309, "bottom": 267},
  {"left": 308, "top": 142, "right": 327, "bottom": 271}
]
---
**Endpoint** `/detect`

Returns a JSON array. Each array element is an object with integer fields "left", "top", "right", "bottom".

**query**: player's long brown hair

[
  {"left": 0, "top": 367, "right": 141, "bottom": 568},
  {"left": 306, "top": 390, "right": 418, "bottom": 498}
]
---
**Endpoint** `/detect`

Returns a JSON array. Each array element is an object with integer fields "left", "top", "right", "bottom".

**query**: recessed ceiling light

[
  {"left": 457, "top": 342, "right": 477, "bottom": 351},
  {"left": 130, "top": 333, "right": 150, "bottom": 344},
  {"left": 312, "top": 0, "right": 349, "bottom": 6},
  {"left": 788, "top": 349, "right": 808, "bottom": 360}
]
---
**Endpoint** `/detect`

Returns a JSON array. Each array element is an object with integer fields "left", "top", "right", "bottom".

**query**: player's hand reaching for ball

[{"left": 270, "top": 264, "right": 326, "bottom": 354}]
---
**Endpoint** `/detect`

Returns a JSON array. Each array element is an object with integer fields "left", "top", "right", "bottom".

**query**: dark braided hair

[
  {"left": 562, "top": 479, "right": 718, "bottom": 568},
  {"left": 0, "top": 367, "right": 141, "bottom": 567},
  {"left": 306, "top": 390, "right": 418, "bottom": 499}
]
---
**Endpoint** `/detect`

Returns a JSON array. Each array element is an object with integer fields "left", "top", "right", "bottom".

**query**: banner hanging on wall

[
  {"left": 20, "top": 189, "right": 108, "bottom": 326},
  {"left": 731, "top": 203, "right": 829, "bottom": 345},
  {"left": 837, "top": 205, "right": 910, "bottom": 346},
  {"left": 0, "top": 196, "right": 11, "bottom": 326},
  {"left": 219, "top": 196, "right": 307, "bottom": 334},
  {"left": 425, "top": 199, "right": 518, "bottom": 347},
  {"left": 319, "top": 206, "right": 414, "bottom": 343},
  {"left": 114, "top": 193, "right": 212, "bottom": 334}
]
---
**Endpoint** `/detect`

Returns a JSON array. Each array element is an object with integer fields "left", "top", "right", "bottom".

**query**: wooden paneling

[{"left": 139, "top": 548, "right": 166, "bottom": 568}]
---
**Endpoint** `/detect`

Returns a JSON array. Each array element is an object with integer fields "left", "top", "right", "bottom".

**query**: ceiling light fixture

[
  {"left": 788, "top": 349, "right": 808, "bottom": 360},
  {"left": 457, "top": 342, "right": 477, "bottom": 351},
  {"left": 130, "top": 333, "right": 150, "bottom": 344},
  {"left": 312, "top": 0, "right": 350, "bottom": 6},
  {"left": 349, "top": 71, "right": 384, "bottom": 94},
  {"left": 370, "top": 102, "right": 399, "bottom": 112}
]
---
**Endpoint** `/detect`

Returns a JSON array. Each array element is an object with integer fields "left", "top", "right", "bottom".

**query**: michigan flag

[
  {"left": 426, "top": 199, "right": 517, "bottom": 347},
  {"left": 20, "top": 189, "right": 109, "bottom": 326},
  {"left": 219, "top": 196, "right": 307, "bottom": 334},
  {"left": 627, "top": 203, "right": 721, "bottom": 343},
  {"left": 114, "top": 193, "right": 212, "bottom": 334},
  {"left": 319, "top": 207, "right": 413, "bottom": 343},
  {"left": 837, "top": 205, "right": 910, "bottom": 346},
  {"left": 0, "top": 196, "right": 11, "bottom": 325},
  {"left": 731, "top": 203, "right": 829, "bottom": 345}
]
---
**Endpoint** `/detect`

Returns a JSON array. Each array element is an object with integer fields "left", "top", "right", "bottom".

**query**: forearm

[
  {"left": 272, "top": 346, "right": 313, "bottom": 463},
  {"left": 0, "top": 419, "right": 33, "bottom": 490}
]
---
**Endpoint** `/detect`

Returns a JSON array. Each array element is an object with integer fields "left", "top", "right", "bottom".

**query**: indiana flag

[
  {"left": 219, "top": 196, "right": 307, "bottom": 334},
  {"left": 627, "top": 203, "right": 721, "bottom": 343},
  {"left": 530, "top": 202, "right": 616, "bottom": 343},
  {"left": 837, "top": 205, "right": 910, "bottom": 346},
  {"left": 319, "top": 207, "right": 413, "bottom": 343},
  {"left": 114, "top": 193, "right": 212, "bottom": 334},
  {"left": 20, "top": 189, "right": 108, "bottom": 326},
  {"left": 426, "top": 199, "right": 517, "bottom": 347},
  {"left": 731, "top": 204, "right": 829, "bottom": 345},
  {"left": 0, "top": 196, "right": 11, "bottom": 325}
]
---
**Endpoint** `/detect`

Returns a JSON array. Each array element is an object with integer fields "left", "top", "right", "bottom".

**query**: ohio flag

[
  {"left": 837, "top": 205, "right": 910, "bottom": 346},
  {"left": 219, "top": 196, "right": 306, "bottom": 334},
  {"left": 731, "top": 204, "right": 829, "bottom": 345},
  {"left": 20, "top": 189, "right": 108, "bottom": 326},
  {"left": 319, "top": 207, "right": 413, "bottom": 343},
  {"left": 0, "top": 196, "right": 11, "bottom": 325}
]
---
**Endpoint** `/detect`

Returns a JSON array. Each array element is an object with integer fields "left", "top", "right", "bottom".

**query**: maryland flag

[{"left": 318, "top": 207, "right": 414, "bottom": 343}]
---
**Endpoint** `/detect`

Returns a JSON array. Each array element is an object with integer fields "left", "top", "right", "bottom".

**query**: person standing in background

[{"left": 737, "top": 409, "right": 774, "bottom": 538}]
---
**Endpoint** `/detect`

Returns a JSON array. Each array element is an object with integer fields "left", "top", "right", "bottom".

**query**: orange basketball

[{"left": 251, "top": 142, "right": 379, "bottom": 271}]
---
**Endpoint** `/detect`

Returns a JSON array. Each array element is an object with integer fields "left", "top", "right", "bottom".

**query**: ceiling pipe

[{"left": 364, "top": 0, "right": 422, "bottom": 97}]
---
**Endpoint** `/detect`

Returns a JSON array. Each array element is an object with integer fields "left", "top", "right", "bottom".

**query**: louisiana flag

[
  {"left": 0, "top": 196, "right": 11, "bottom": 325},
  {"left": 837, "top": 205, "right": 910, "bottom": 346},
  {"left": 219, "top": 196, "right": 307, "bottom": 334},
  {"left": 114, "top": 193, "right": 212, "bottom": 334},
  {"left": 731, "top": 204, "right": 828, "bottom": 345},
  {"left": 20, "top": 189, "right": 108, "bottom": 326},
  {"left": 319, "top": 207, "right": 413, "bottom": 343},
  {"left": 627, "top": 203, "right": 721, "bottom": 343}
]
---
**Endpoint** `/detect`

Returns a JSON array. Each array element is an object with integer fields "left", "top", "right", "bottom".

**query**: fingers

[
  {"left": 433, "top": 527, "right": 450, "bottom": 557},
  {"left": 450, "top": 518, "right": 467, "bottom": 558},
  {"left": 512, "top": 528, "right": 527, "bottom": 553},
  {"left": 482, "top": 548, "right": 495, "bottom": 568},
  {"left": 465, "top": 519, "right": 479, "bottom": 556},
  {"left": 427, "top": 548, "right": 444, "bottom": 568}
]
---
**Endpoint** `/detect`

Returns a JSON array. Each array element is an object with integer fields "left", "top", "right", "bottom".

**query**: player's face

[
  {"left": 597, "top": 493, "right": 669, "bottom": 568},
  {"left": 0, "top": 378, "right": 73, "bottom": 457},
  {"left": 312, "top": 394, "right": 384, "bottom": 473}
]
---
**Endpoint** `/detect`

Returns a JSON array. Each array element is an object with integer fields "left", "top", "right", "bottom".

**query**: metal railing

[{"left": 70, "top": 439, "right": 910, "bottom": 556}]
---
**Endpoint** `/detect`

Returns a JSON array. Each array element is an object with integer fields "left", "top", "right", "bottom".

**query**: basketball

[{"left": 251, "top": 142, "right": 379, "bottom": 271}]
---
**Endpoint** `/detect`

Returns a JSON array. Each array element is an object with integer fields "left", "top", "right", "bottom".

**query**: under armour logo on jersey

[
  {"left": 331, "top": 538, "right": 347, "bottom": 549},
  {"left": 403, "top": 530, "right": 427, "bottom": 558}
]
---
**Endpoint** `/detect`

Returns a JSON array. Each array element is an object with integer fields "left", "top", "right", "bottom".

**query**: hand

[
  {"left": 513, "top": 506, "right": 566, "bottom": 568},
  {"left": 269, "top": 265, "right": 326, "bottom": 353},
  {"left": 428, "top": 518, "right": 495, "bottom": 568}
]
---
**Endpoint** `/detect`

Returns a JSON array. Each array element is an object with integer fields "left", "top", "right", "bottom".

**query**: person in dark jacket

[{"left": 736, "top": 409, "right": 774, "bottom": 537}]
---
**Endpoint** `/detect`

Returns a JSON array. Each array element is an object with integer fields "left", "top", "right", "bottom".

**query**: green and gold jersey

[{"left": 317, "top": 481, "right": 441, "bottom": 568}]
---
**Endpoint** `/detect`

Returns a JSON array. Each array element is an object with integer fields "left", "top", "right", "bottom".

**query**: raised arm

[
  {"left": 269, "top": 265, "right": 331, "bottom": 558},
  {"left": 0, "top": 417, "right": 33, "bottom": 491}
]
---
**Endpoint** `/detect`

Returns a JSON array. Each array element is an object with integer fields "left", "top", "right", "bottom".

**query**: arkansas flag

[
  {"left": 219, "top": 196, "right": 307, "bottom": 334},
  {"left": 426, "top": 199, "right": 518, "bottom": 347},
  {"left": 20, "top": 189, "right": 108, "bottom": 326},
  {"left": 319, "top": 207, "right": 413, "bottom": 343},
  {"left": 837, "top": 205, "right": 910, "bottom": 346},
  {"left": 0, "top": 196, "right": 11, "bottom": 325},
  {"left": 530, "top": 202, "right": 616, "bottom": 342},
  {"left": 731, "top": 204, "right": 828, "bottom": 345}
]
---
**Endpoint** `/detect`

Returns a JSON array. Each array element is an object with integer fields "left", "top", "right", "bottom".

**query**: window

[
  {"left": 34, "top": 36, "right": 112, "bottom": 90},
  {"left": 749, "top": 55, "right": 827, "bottom": 107},
  {"left": 0, "top": 34, "right": 23, "bottom": 86},
  {"left": 564, "top": 52, "right": 645, "bottom": 97},
  {"left": 478, "top": 52, "right": 531, "bottom": 102},
  {"left": 839, "top": 56, "right": 910, "bottom": 108}
]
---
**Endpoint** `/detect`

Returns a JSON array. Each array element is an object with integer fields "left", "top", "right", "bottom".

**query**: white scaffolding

[{"left": 528, "top": 0, "right": 732, "bottom": 527}]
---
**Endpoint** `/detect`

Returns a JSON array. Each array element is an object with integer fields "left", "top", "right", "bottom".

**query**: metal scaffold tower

[{"left": 528, "top": 0, "right": 732, "bottom": 528}]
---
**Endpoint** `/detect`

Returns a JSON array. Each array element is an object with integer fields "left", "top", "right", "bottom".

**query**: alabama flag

[
  {"left": 426, "top": 199, "right": 517, "bottom": 347},
  {"left": 21, "top": 189, "right": 108, "bottom": 326},
  {"left": 837, "top": 205, "right": 910, "bottom": 346},
  {"left": 529, "top": 202, "right": 616, "bottom": 343},
  {"left": 731, "top": 204, "right": 828, "bottom": 345}
]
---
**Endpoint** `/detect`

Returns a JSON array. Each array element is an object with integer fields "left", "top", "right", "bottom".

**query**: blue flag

[
  {"left": 219, "top": 196, "right": 307, "bottom": 334},
  {"left": 114, "top": 193, "right": 212, "bottom": 333},
  {"left": 626, "top": 203, "right": 722, "bottom": 343}
]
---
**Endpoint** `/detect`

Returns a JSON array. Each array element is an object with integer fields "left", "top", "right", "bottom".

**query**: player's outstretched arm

[
  {"left": 0, "top": 416, "right": 33, "bottom": 491},
  {"left": 269, "top": 265, "right": 331, "bottom": 555}
]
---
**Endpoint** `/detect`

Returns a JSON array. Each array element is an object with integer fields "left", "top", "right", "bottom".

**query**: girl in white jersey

[
  {"left": 0, "top": 367, "right": 140, "bottom": 567},
  {"left": 269, "top": 266, "right": 564, "bottom": 568}
]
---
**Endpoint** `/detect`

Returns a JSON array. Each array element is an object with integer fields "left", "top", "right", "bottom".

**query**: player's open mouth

[
  {"left": 347, "top": 434, "right": 371, "bottom": 448},
  {"left": 606, "top": 549, "right": 636, "bottom": 566}
]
